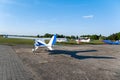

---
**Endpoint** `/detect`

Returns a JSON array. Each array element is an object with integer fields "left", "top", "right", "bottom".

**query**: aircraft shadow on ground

[{"left": 49, "top": 50, "right": 116, "bottom": 60}]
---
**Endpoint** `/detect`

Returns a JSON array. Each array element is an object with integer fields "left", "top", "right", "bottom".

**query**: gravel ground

[{"left": 12, "top": 45, "right": 120, "bottom": 80}]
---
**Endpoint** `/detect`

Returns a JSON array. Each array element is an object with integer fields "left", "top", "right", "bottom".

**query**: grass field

[
  {"left": 0, "top": 36, "right": 34, "bottom": 46},
  {"left": 56, "top": 39, "right": 104, "bottom": 45},
  {"left": 0, "top": 36, "right": 104, "bottom": 46}
]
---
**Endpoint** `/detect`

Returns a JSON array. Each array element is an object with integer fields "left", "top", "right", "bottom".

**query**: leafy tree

[
  {"left": 57, "top": 34, "right": 65, "bottom": 38},
  {"left": 66, "top": 36, "right": 71, "bottom": 39},
  {"left": 76, "top": 36, "right": 79, "bottom": 39},
  {"left": 107, "top": 32, "right": 120, "bottom": 40},
  {"left": 44, "top": 33, "right": 53, "bottom": 37},
  {"left": 37, "top": 34, "right": 40, "bottom": 38},
  {"left": 71, "top": 35, "right": 76, "bottom": 39},
  {"left": 90, "top": 35, "right": 99, "bottom": 40},
  {"left": 80, "top": 34, "right": 100, "bottom": 40}
]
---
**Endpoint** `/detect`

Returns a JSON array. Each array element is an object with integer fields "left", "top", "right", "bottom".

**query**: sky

[{"left": 0, "top": 0, "right": 120, "bottom": 36}]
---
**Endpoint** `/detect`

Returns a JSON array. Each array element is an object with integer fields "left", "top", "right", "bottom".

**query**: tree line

[
  {"left": 107, "top": 32, "right": 120, "bottom": 40},
  {"left": 37, "top": 32, "right": 120, "bottom": 40}
]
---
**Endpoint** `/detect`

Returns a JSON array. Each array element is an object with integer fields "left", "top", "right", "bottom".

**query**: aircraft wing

[
  {"left": 103, "top": 40, "right": 120, "bottom": 45},
  {"left": 6, "top": 35, "right": 51, "bottom": 40}
]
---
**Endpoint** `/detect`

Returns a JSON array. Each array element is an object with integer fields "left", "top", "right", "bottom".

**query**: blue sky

[{"left": 0, "top": 0, "right": 120, "bottom": 36}]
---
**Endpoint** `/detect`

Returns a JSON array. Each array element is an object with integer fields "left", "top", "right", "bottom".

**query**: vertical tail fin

[{"left": 48, "top": 34, "right": 57, "bottom": 47}]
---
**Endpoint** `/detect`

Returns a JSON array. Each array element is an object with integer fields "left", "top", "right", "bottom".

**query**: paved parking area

[
  {"left": 13, "top": 45, "right": 120, "bottom": 80},
  {"left": 1, "top": 45, "right": 120, "bottom": 80},
  {"left": 0, "top": 45, "right": 33, "bottom": 80}
]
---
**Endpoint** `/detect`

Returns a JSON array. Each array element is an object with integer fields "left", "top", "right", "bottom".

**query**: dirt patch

[{"left": 12, "top": 45, "right": 120, "bottom": 80}]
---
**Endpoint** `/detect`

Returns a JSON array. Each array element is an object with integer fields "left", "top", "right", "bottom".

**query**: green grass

[
  {"left": 0, "top": 36, "right": 34, "bottom": 46},
  {"left": 56, "top": 40, "right": 104, "bottom": 45},
  {"left": 89, "top": 40, "right": 104, "bottom": 44},
  {"left": 0, "top": 36, "right": 104, "bottom": 46}
]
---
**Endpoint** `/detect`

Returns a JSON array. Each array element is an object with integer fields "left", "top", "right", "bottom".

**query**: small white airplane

[
  {"left": 4, "top": 34, "right": 57, "bottom": 52},
  {"left": 76, "top": 38, "right": 90, "bottom": 43},
  {"left": 79, "top": 38, "right": 90, "bottom": 42},
  {"left": 32, "top": 34, "right": 57, "bottom": 51}
]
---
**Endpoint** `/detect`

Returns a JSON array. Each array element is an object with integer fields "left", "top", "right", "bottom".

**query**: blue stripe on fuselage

[{"left": 35, "top": 41, "right": 45, "bottom": 46}]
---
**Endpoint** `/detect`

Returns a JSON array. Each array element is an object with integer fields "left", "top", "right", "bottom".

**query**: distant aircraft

[
  {"left": 5, "top": 34, "right": 57, "bottom": 51},
  {"left": 79, "top": 38, "right": 90, "bottom": 42},
  {"left": 103, "top": 40, "right": 120, "bottom": 45},
  {"left": 76, "top": 38, "right": 90, "bottom": 43}
]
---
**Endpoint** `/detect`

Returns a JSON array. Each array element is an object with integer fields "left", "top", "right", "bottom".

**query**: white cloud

[{"left": 82, "top": 15, "right": 94, "bottom": 19}]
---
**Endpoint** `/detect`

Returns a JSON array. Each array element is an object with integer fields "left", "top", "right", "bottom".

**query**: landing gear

[{"left": 32, "top": 45, "right": 39, "bottom": 54}]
